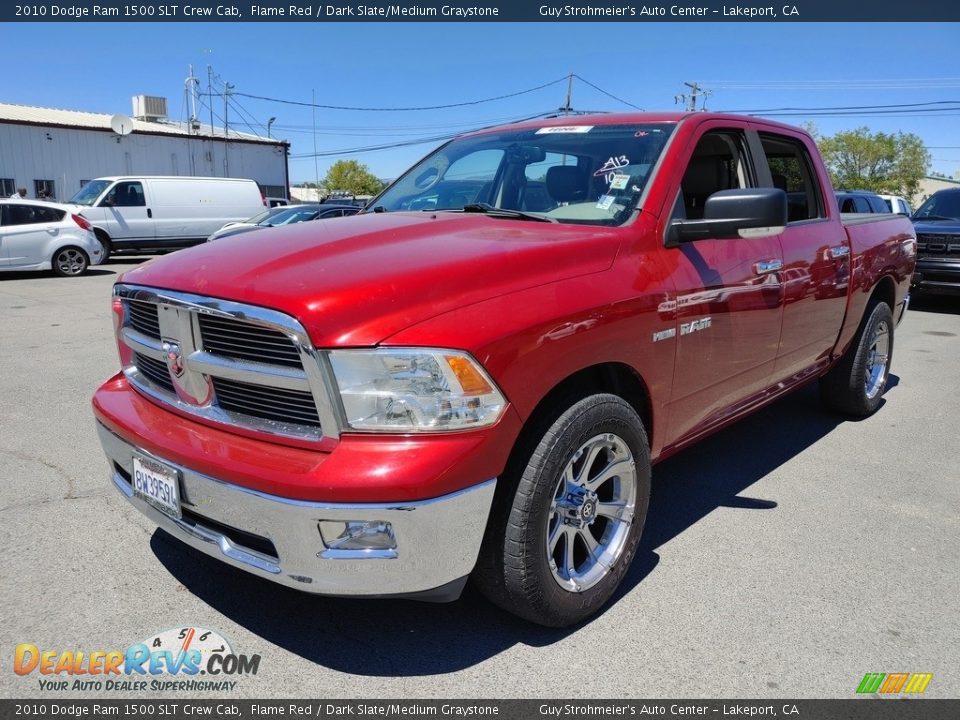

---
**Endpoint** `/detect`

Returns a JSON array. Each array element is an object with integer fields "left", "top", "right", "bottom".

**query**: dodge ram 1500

[{"left": 93, "top": 113, "right": 916, "bottom": 626}]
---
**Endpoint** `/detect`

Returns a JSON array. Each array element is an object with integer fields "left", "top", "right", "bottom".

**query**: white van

[{"left": 68, "top": 176, "right": 265, "bottom": 255}]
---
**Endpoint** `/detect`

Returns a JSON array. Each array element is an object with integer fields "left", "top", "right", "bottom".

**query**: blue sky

[{"left": 2, "top": 22, "right": 958, "bottom": 183}]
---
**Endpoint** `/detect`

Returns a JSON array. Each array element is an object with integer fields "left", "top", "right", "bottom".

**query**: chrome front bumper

[{"left": 97, "top": 422, "right": 495, "bottom": 600}]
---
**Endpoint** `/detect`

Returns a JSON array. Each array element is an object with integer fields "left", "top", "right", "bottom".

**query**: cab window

[
  {"left": 675, "top": 130, "right": 752, "bottom": 221},
  {"left": 758, "top": 133, "right": 824, "bottom": 222},
  {"left": 104, "top": 182, "right": 146, "bottom": 207}
]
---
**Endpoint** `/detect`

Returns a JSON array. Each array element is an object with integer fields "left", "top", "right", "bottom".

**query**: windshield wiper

[
  {"left": 462, "top": 202, "right": 557, "bottom": 223},
  {"left": 915, "top": 214, "right": 957, "bottom": 221}
]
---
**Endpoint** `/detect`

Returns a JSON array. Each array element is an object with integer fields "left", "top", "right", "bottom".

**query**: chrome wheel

[
  {"left": 55, "top": 247, "right": 87, "bottom": 276},
  {"left": 864, "top": 318, "right": 890, "bottom": 400},
  {"left": 546, "top": 433, "right": 637, "bottom": 593}
]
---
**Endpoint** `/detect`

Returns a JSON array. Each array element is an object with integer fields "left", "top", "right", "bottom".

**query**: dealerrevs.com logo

[{"left": 14, "top": 627, "right": 261, "bottom": 693}]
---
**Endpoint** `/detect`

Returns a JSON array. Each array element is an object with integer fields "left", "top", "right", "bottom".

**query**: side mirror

[{"left": 670, "top": 188, "right": 787, "bottom": 244}]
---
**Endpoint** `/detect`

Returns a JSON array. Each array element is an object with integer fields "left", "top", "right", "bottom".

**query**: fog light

[{"left": 318, "top": 520, "right": 397, "bottom": 553}]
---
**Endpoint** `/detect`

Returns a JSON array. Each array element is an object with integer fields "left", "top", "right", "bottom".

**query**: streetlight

[{"left": 267, "top": 117, "right": 276, "bottom": 139}]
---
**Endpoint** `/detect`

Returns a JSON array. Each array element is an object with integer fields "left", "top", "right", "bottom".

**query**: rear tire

[
  {"left": 819, "top": 301, "right": 894, "bottom": 417},
  {"left": 52, "top": 247, "right": 89, "bottom": 277},
  {"left": 474, "top": 394, "right": 651, "bottom": 627}
]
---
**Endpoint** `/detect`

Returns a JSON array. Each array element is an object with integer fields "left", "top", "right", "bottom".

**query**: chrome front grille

[
  {"left": 198, "top": 314, "right": 302, "bottom": 368},
  {"left": 212, "top": 377, "right": 321, "bottom": 427},
  {"left": 133, "top": 351, "right": 176, "bottom": 393},
  {"left": 115, "top": 284, "right": 340, "bottom": 442},
  {"left": 128, "top": 300, "right": 161, "bottom": 339}
]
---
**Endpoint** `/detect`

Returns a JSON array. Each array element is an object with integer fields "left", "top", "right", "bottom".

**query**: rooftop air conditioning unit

[{"left": 132, "top": 95, "right": 168, "bottom": 121}]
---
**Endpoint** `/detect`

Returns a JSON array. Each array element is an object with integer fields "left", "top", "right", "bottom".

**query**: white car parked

[{"left": 0, "top": 200, "right": 104, "bottom": 276}]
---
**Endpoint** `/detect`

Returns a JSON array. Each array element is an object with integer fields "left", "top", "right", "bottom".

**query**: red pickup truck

[{"left": 93, "top": 113, "right": 916, "bottom": 626}]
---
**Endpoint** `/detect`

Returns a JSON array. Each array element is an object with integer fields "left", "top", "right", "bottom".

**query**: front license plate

[{"left": 132, "top": 456, "right": 182, "bottom": 520}]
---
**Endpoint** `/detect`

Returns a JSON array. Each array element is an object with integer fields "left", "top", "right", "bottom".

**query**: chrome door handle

[
  {"left": 830, "top": 245, "right": 850, "bottom": 259},
  {"left": 754, "top": 259, "right": 783, "bottom": 275}
]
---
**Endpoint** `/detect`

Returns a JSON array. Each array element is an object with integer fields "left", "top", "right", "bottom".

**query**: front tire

[
  {"left": 820, "top": 300, "right": 894, "bottom": 417},
  {"left": 52, "top": 247, "right": 89, "bottom": 277},
  {"left": 94, "top": 231, "right": 112, "bottom": 262},
  {"left": 474, "top": 394, "right": 651, "bottom": 627}
]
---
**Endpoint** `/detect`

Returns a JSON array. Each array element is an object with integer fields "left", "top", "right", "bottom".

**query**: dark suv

[
  {"left": 911, "top": 187, "right": 960, "bottom": 295},
  {"left": 835, "top": 190, "right": 889, "bottom": 214}
]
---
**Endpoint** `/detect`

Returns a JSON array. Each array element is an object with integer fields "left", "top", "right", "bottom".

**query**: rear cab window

[{"left": 758, "top": 133, "right": 825, "bottom": 222}]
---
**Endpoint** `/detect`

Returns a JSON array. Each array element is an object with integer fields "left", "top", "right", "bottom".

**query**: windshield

[
  {"left": 244, "top": 208, "right": 277, "bottom": 224},
  {"left": 69, "top": 180, "right": 111, "bottom": 206},
  {"left": 367, "top": 123, "right": 675, "bottom": 226},
  {"left": 262, "top": 206, "right": 319, "bottom": 225},
  {"left": 913, "top": 191, "right": 960, "bottom": 221}
]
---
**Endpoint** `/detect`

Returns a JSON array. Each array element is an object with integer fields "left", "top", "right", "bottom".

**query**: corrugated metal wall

[{"left": 0, "top": 122, "right": 287, "bottom": 201}]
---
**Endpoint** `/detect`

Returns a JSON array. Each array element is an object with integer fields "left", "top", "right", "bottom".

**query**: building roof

[
  {"left": 924, "top": 174, "right": 960, "bottom": 184},
  {"left": 0, "top": 101, "right": 285, "bottom": 145}
]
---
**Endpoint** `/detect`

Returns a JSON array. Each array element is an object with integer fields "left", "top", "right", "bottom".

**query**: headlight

[{"left": 329, "top": 348, "right": 507, "bottom": 432}]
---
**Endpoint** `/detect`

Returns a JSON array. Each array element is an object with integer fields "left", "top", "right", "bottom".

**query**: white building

[
  {"left": 916, "top": 175, "right": 960, "bottom": 205},
  {"left": 0, "top": 96, "right": 289, "bottom": 202}
]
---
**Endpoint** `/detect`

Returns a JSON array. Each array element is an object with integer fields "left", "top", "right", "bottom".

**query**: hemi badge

[{"left": 652, "top": 328, "right": 676, "bottom": 343}]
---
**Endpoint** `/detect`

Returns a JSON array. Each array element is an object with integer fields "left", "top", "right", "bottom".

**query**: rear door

[
  {"left": 757, "top": 130, "right": 850, "bottom": 381},
  {"left": 660, "top": 125, "right": 785, "bottom": 443},
  {"left": 0, "top": 203, "right": 65, "bottom": 267}
]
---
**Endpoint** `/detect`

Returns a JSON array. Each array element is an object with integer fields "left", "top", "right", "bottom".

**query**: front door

[
  {"left": 97, "top": 181, "right": 154, "bottom": 243},
  {"left": 660, "top": 128, "right": 785, "bottom": 444}
]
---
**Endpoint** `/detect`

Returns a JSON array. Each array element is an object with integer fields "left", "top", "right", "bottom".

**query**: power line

[
  {"left": 235, "top": 77, "right": 569, "bottom": 112},
  {"left": 271, "top": 113, "right": 540, "bottom": 132},
  {"left": 289, "top": 111, "right": 562, "bottom": 159},
  {"left": 290, "top": 132, "right": 460, "bottom": 158},
  {"left": 572, "top": 74, "right": 644, "bottom": 111},
  {"left": 722, "top": 100, "right": 960, "bottom": 113},
  {"left": 753, "top": 107, "right": 960, "bottom": 118},
  {"left": 705, "top": 78, "right": 960, "bottom": 90}
]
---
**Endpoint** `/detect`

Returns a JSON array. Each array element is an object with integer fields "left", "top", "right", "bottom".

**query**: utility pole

[
  {"left": 207, "top": 65, "right": 215, "bottom": 175},
  {"left": 312, "top": 88, "right": 320, "bottom": 199},
  {"left": 675, "top": 81, "right": 712, "bottom": 112},
  {"left": 223, "top": 81, "right": 234, "bottom": 176},
  {"left": 562, "top": 73, "right": 574, "bottom": 115}
]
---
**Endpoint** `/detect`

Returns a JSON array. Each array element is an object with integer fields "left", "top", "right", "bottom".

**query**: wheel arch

[
  {"left": 92, "top": 226, "right": 111, "bottom": 245},
  {"left": 504, "top": 362, "right": 654, "bottom": 479},
  {"left": 869, "top": 273, "right": 897, "bottom": 312}
]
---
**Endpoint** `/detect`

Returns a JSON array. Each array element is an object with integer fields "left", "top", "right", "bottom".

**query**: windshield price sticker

[
  {"left": 609, "top": 174, "right": 630, "bottom": 190},
  {"left": 596, "top": 195, "right": 616, "bottom": 210}
]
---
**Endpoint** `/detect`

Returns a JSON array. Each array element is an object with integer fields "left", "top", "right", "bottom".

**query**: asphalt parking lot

[{"left": 1, "top": 260, "right": 958, "bottom": 700}]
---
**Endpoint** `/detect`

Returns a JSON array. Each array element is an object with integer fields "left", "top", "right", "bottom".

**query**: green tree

[
  {"left": 816, "top": 126, "right": 930, "bottom": 200},
  {"left": 322, "top": 160, "right": 385, "bottom": 196}
]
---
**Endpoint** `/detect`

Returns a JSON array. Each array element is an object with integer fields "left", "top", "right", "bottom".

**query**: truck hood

[
  {"left": 912, "top": 219, "right": 960, "bottom": 234},
  {"left": 120, "top": 212, "right": 623, "bottom": 346}
]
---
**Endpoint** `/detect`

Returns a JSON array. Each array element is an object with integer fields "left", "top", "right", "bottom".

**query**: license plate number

[{"left": 132, "top": 456, "right": 182, "bottom": 520}]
